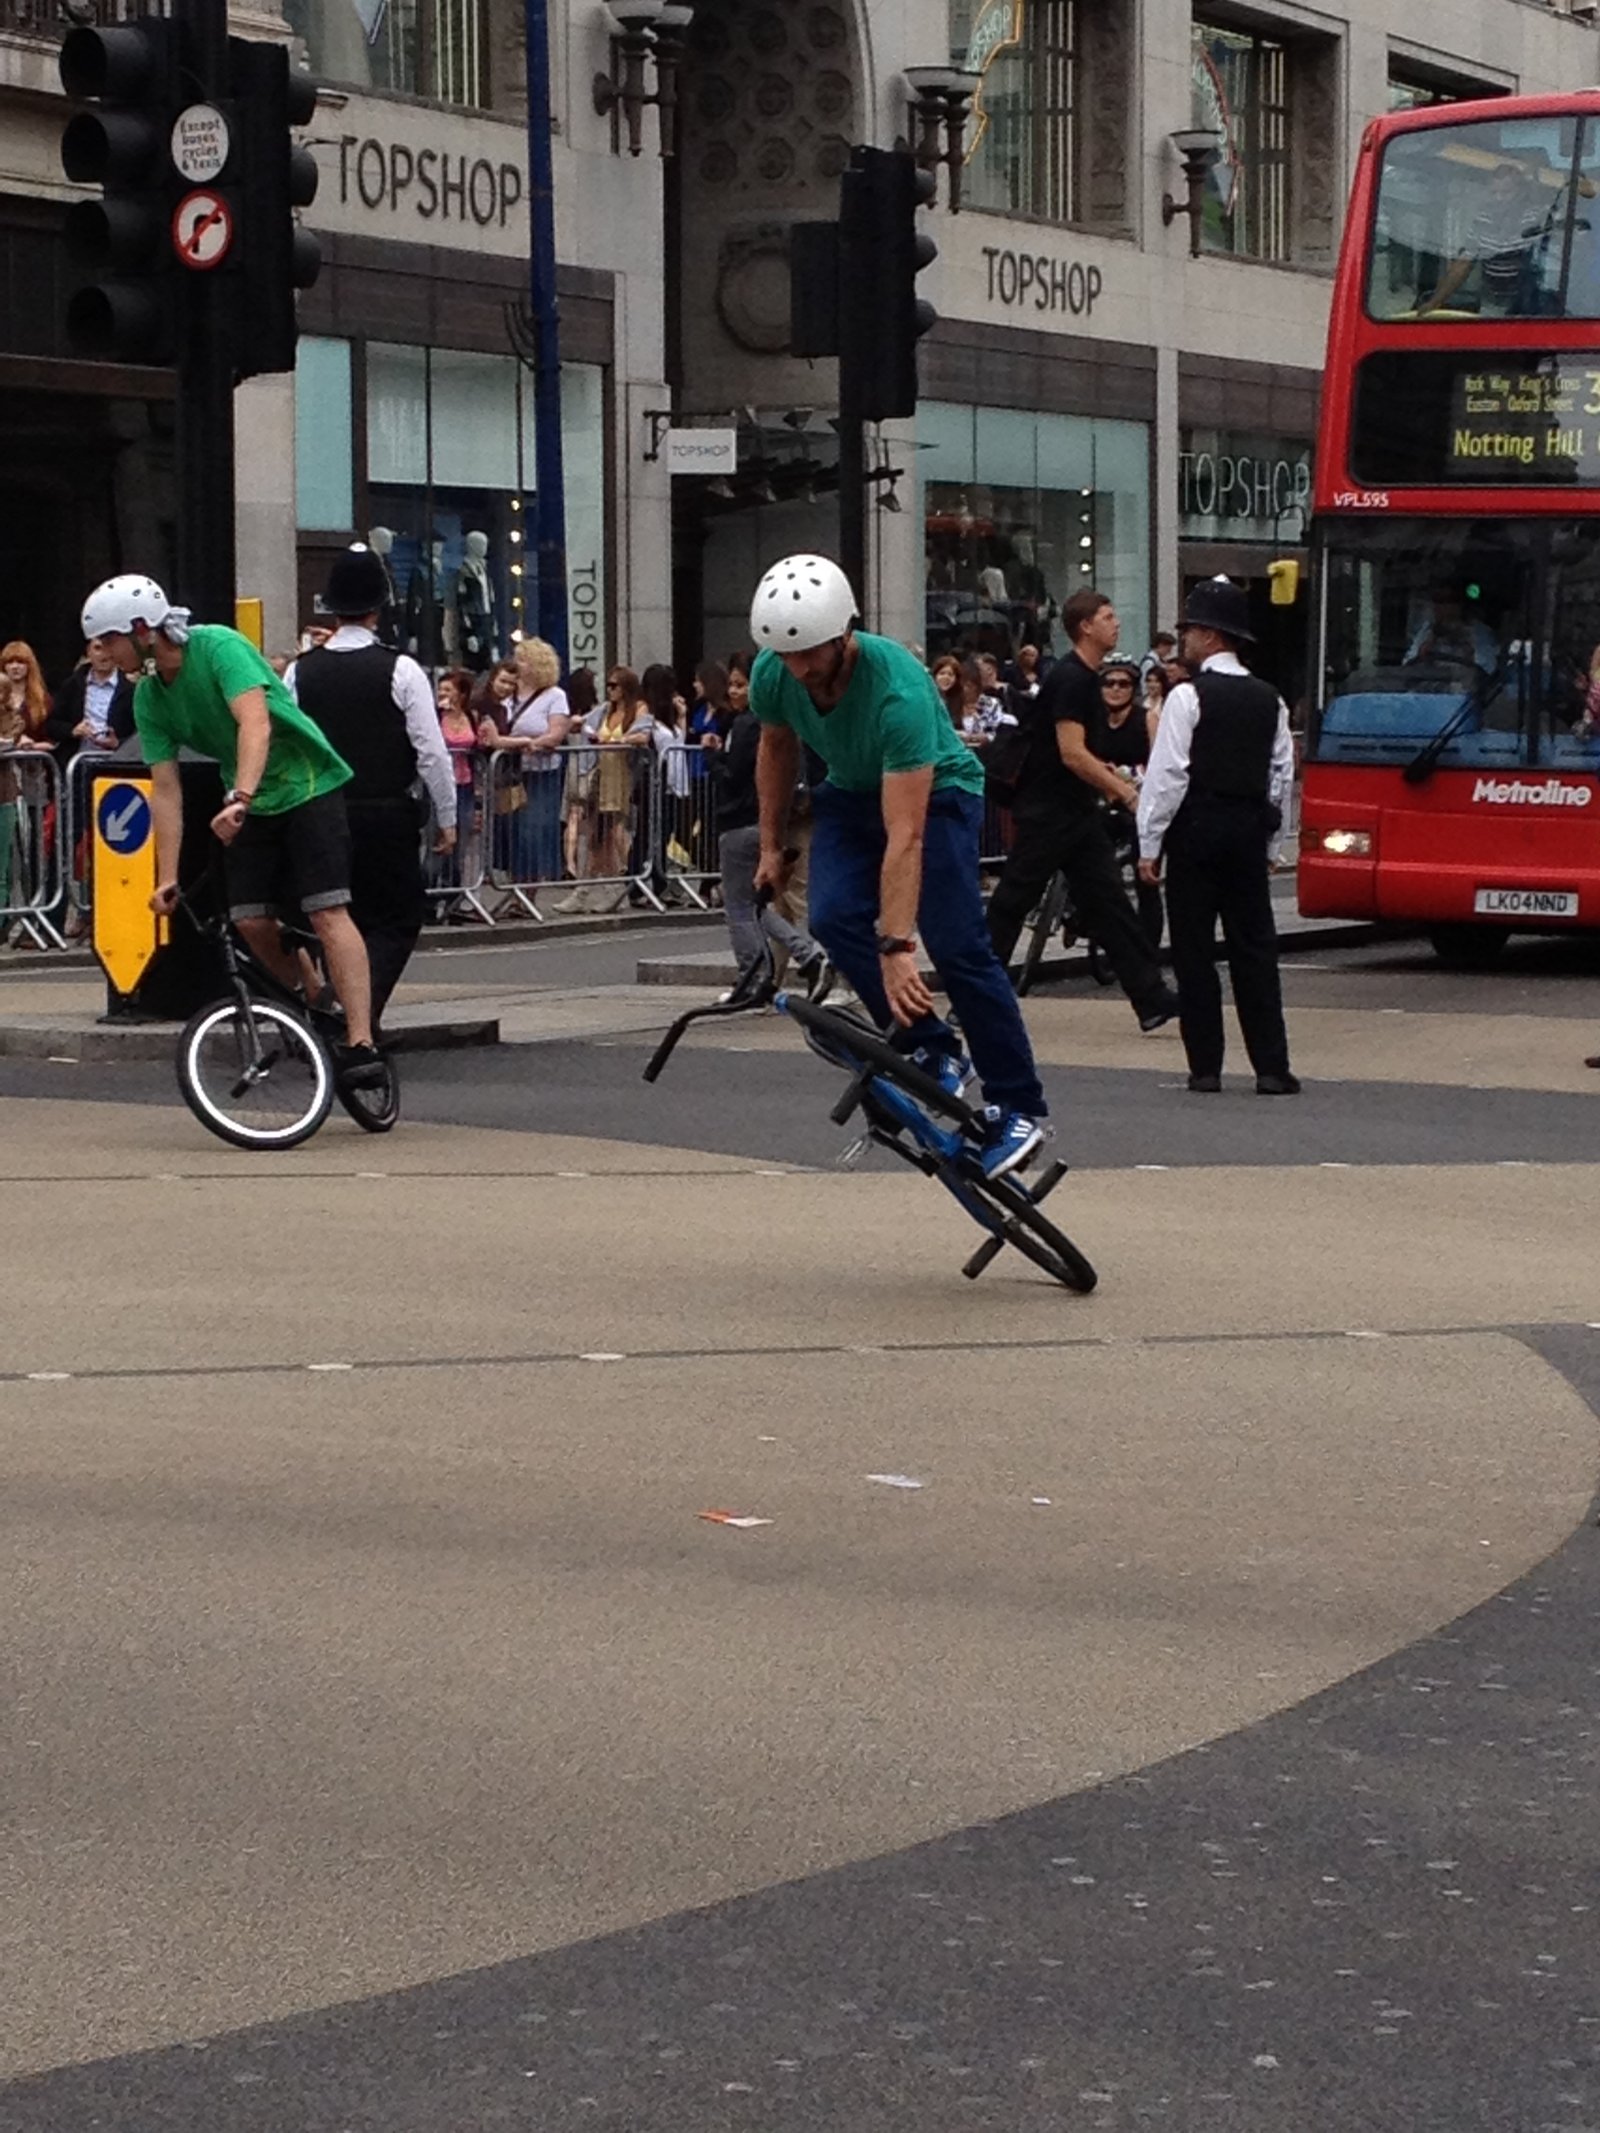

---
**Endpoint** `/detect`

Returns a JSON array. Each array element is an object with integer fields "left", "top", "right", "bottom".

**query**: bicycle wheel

[
  {"left": 177, "top": 997, "right": 334, "bottom": 1151},
  {"left": 948, "top": 1162, "right": 1098, "bottom": 1292},
  {"left": 780, "top": 994, "right": 973, "bottom": 1123},
  {"left": 336, "top": 1051, "right": 401, "bottom": 1132},
  {"left": 1016, "top": 874, "right": 1067, "bottom": 997}
]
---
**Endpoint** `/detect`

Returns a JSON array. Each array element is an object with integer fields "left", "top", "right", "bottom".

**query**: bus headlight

[{"left": 1312, "top": 828, "right": 1373, "bottom": 857}]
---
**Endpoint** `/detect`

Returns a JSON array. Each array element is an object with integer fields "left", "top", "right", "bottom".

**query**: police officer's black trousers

[
  {"left": 348, "top": 798, "right": 427, "bottom": 1029},
  {"left": 987, "top": 805, "right": 1169, "bottom": 1021},
  {"left": 1163, "top": 800, "right": 1290, "bottom": 1080}
]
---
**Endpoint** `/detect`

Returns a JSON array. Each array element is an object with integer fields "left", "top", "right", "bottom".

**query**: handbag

[{"left": 493, "top": 774, "right": 526, "bottom": 816}]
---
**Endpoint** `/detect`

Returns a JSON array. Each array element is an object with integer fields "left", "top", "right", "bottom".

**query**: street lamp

[
  {"left": 593, "top": 0, "right": 695, "bottom": 159},
  {"left": 1162, "top": 126, "right": 1223, "bottom": 257},
  {"left": 904, "top": 64, "right": 983, "bottom": 213}
]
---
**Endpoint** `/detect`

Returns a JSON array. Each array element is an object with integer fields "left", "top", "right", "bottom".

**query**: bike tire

[
  {"left": 1016, "top": 874, "right": 1067, "bottom": 997},
  {"left": 176, "top": 997, "right": 334, "bottom": 1151},
  {"left": 336, "top": 1052, "right": 401, "bottom": 1133},
  {"left": 780, "top": 994, "right": 974, "bottom": 1124},
  {"left": 949, "top": 1162, "right": 1098, "bottom": 1293}
]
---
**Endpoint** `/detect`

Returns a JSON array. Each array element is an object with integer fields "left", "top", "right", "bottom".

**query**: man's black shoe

[
  {"left": 1138, "top": 990, "right": 1182, "bottom": 1034},
  {"left": 1187, "top": 1073, "right": 1222, "bottom": 1093},
  {"left": 1255, "top": 1072, "right": 1301, "bottom": 1095},
  {"left": 1586, "top": 1054, "right": 1600, "bottom": 1069},
  {"left": 334, "top": 1041, "right": 386, "bottom": 1091}
]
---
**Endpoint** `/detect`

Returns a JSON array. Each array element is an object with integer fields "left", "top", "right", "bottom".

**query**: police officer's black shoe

[
  {"left": 1187, "top": 1072, "right": 1222, "bottom": 1093},
  {"left": 1255, "top": 1072, "right": 1301, "bottom": 1095}
]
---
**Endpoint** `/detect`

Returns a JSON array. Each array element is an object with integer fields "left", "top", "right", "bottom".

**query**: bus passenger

[{"left": 1422, "top": 157, "right": 1547, "bottom": 317}]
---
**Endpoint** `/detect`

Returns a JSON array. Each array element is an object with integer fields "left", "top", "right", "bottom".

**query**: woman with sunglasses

[{"left": 1096, "top": 658, "right": 1164, "bottom": 951}]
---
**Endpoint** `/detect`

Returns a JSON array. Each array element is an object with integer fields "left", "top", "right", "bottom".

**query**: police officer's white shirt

[
  {"left": 1137, "top": 650, "right": 1295, "bottom": 862},
  {"left": 285, "top": 624, "right": 457, "bottom": 825}
]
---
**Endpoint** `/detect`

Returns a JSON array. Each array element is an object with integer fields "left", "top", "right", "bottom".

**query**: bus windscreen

[
  {"left": 1368, "top": 112, "right": 1600, "bottom": 323},
  {"left": 1352, "top": 351, "right": 1600, "bottom": 486}
]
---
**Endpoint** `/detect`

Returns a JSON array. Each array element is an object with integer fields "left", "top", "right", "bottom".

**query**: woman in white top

[{"left": 478, "top": 636, "right": 570, "bottom": 886}]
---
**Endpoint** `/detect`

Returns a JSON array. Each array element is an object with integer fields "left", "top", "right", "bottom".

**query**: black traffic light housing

[
  {"left": 840, "top": 147, "right": 938, "bottom": 424},
  {"left": 59, "top": 15, "right": 321, "bottom": 381},
  {"left": 227, "top": 37, "right": 321, "bottom": 382},
  {"left": 59, "top": 19, "right": 180, "bottom": 363}
]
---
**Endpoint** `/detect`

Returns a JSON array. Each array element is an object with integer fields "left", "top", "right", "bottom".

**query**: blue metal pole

[{"left": 524, "top": 0, "right": 569, "bottom": 666}]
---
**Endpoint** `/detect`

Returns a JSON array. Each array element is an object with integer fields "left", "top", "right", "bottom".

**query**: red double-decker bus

[{"left": 1301, "top": 92, "right": 1600, "bottom": 961}]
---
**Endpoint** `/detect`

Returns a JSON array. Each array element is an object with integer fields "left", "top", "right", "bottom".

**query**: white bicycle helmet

[
  {"left": 749, "top": 554, "right": 858, "bottom": 652},
  {"left": 81, "top": 573, "right": 173, "bottom": 642}
]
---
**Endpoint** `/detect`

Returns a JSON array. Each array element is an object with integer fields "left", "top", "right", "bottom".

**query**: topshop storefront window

[
  {"left": 919, "top": 402, "right": 1149, "bottom": 660},
  {"left": 295, "top": 339, "right": 606, "bottom": 675}
]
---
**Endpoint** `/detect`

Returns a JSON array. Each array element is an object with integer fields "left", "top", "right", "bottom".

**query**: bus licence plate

[{"left": 1473, "top": 887, "right": 1580, "bottom": 918}]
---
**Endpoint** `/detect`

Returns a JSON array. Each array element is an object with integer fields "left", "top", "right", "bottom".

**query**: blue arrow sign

[{"left": 97, "top": 784, "right": 152, "bottom": 856}]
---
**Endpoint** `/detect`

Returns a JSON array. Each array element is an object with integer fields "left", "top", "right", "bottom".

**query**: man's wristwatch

[
  {"left": 222, "top": 788, "right": 255, "bottom": 811},
  {"left": 876, "top": 932, "right": 917, "bottom": 957}
]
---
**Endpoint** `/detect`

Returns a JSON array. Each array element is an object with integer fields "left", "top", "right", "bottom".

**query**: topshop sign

[{"left": 1179, "top": 431, "right": 1313, "bottom": 542}]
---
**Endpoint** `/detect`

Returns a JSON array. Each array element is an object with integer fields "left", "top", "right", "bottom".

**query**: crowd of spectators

[{"left": 0, "top": 599, "right": 1192, "bottom": 967}]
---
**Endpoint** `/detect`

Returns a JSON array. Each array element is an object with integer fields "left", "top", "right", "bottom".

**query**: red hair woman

[{"left": 0, "top": 640, "right": 55, "bottom": 943}]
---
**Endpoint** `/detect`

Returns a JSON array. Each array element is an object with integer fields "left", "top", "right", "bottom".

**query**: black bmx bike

[
  {"left": 644, "top": 935, "right": 1096, "bottom": 1292},
  {"left": 174, "top": 878, "right": 400, "bottom": 1149}
]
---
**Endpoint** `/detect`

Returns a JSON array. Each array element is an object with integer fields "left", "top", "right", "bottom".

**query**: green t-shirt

[
  {"left": 750, "top": 631, "right": 986, "bottom": 799},
  {"left": 133, "top": 624, "right": 351, "bottom": 816}
]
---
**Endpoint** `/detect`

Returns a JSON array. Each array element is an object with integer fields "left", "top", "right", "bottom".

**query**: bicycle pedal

[{"left": 837, "top": 1134, "right": 869, "bottom": 1169}]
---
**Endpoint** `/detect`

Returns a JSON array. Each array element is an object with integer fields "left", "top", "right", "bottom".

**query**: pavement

[{"left": 2, "top": 927, "right": 1599, "bottom": 2130}]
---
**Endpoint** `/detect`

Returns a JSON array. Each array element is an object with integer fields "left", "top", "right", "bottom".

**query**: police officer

[
  {"left": 1136, "top": 577, "right": 1299, "bottom": 1094},
  {"left": 287, "top": 544, "right": 457, "bottom": 1030}
]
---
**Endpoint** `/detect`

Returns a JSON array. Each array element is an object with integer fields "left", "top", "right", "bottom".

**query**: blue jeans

[
  {"left": 808, "top": 782, "right": 1047, "bottom": 1118},
  {"left": 515, "top": 771, "right": 564, "bottom": 884}
]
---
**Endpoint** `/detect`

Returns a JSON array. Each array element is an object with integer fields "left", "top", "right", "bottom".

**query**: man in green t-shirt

[
  {"left": 80, "top": 573, "right": 381, "bottom": 1078},
  {"left": 748, "top": 554, "right": 1047, "bottom": 1180}
]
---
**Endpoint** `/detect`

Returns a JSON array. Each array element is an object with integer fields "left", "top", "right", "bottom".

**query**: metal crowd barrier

[
  {"left": 62, "top": 742, "right": 142, "bottom": 916},
  {"left": 430, "top": 735, "right": 670, "bottom": 920},
  {"left": 651, "top": 740, "right": 721, "bottom": 908},
  {"left": 0, "top": 746, "right": 66, "bottom": 948}
]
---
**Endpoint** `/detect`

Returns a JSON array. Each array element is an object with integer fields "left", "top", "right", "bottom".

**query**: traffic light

[
  {"left": 839, "top": 147, "right": 938, "bottom": 423},
  {"left": 228, "top": 38, "right": 322, "bottom": 381},
  {"left": 58, "top": 19, "right": 180, "bottom": 363}
]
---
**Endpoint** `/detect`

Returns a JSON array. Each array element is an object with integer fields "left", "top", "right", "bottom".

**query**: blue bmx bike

[{"left": 644, "top": 935, "right": 1096, "bottom": 1293}]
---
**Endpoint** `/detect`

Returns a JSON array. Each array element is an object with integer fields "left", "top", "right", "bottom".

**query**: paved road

[{"left": 1, "top": 931, "right": 1598, "bottom": 2131}]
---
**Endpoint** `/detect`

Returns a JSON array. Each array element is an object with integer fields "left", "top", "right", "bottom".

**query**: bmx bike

[
  {"left": 643, "top": 932, "right": 1096, "bottom": 1293},
  {"left": 173, "top": 878, "right": 399, "bottom": 1149}
]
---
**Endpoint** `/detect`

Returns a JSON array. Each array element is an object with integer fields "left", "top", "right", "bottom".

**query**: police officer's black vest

[
  {"left": 1186, "top": 669, "right": 1279, "bottom": 802},
  {"left": 294, "top": 644, "right": 413, "bottom": 801}
]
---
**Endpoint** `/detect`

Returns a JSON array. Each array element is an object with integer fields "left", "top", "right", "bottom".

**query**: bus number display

[{"left": 1351, "top": 351, "right": 1600, "bottom": 487}]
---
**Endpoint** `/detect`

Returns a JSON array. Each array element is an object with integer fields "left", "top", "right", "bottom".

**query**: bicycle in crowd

[
  {"left": 644, "top": 909, "right": 1097, "bottom": 1292},
  {"left": 1012, "top": 808, "right": 1150, "bottom": 998},
  {"left": 174, "top": 863, "right": 400, "bottom": 1150}
]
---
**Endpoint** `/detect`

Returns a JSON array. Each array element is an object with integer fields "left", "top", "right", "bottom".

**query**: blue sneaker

[
  {"left": 911, "top": 1047, "right": 972, "bottom": 1103},
  {"left": 979, "top": 1106, "right": 1044, "bottom": 1179}
]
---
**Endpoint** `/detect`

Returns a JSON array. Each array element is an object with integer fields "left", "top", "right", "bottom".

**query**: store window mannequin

[
  {"left": 456, "top": 529, "right": 499, "bottom": 672},
  {"left": 366, "top": 526, "right": 400, "bottom": 646},
  {"left": 405, "top": 537, "right": 455, "bottom": 666}
]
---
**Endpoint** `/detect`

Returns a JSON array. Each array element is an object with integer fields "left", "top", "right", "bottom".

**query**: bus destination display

[
  {"left": 1352, "top": 351, "right": 1600, "bottom": 486},
  {"left": 1448, "top": 364, "right": 1600, "bottom": 482}
]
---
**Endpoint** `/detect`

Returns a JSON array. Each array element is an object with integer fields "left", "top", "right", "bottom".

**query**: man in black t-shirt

[{"left": 987, "top": 590, "right": 1178, "bottom": 1029}]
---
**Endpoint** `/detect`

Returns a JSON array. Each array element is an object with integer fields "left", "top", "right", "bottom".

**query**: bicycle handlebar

[{"left": 642, "top": 890, "right": 785, "bottom": 1083}]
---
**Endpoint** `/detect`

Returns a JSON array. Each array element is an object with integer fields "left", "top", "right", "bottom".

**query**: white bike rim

[{"left": 184, "top": 1002, "right": 331, "bottom": 1145}]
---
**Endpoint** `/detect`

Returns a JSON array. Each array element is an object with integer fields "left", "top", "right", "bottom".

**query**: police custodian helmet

[
  {"left": 321, "top": 542, "right": 393, "bottom": 618},
  {"left": 1179, "top": 575, "right": 1255, "bottom": 645}
]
